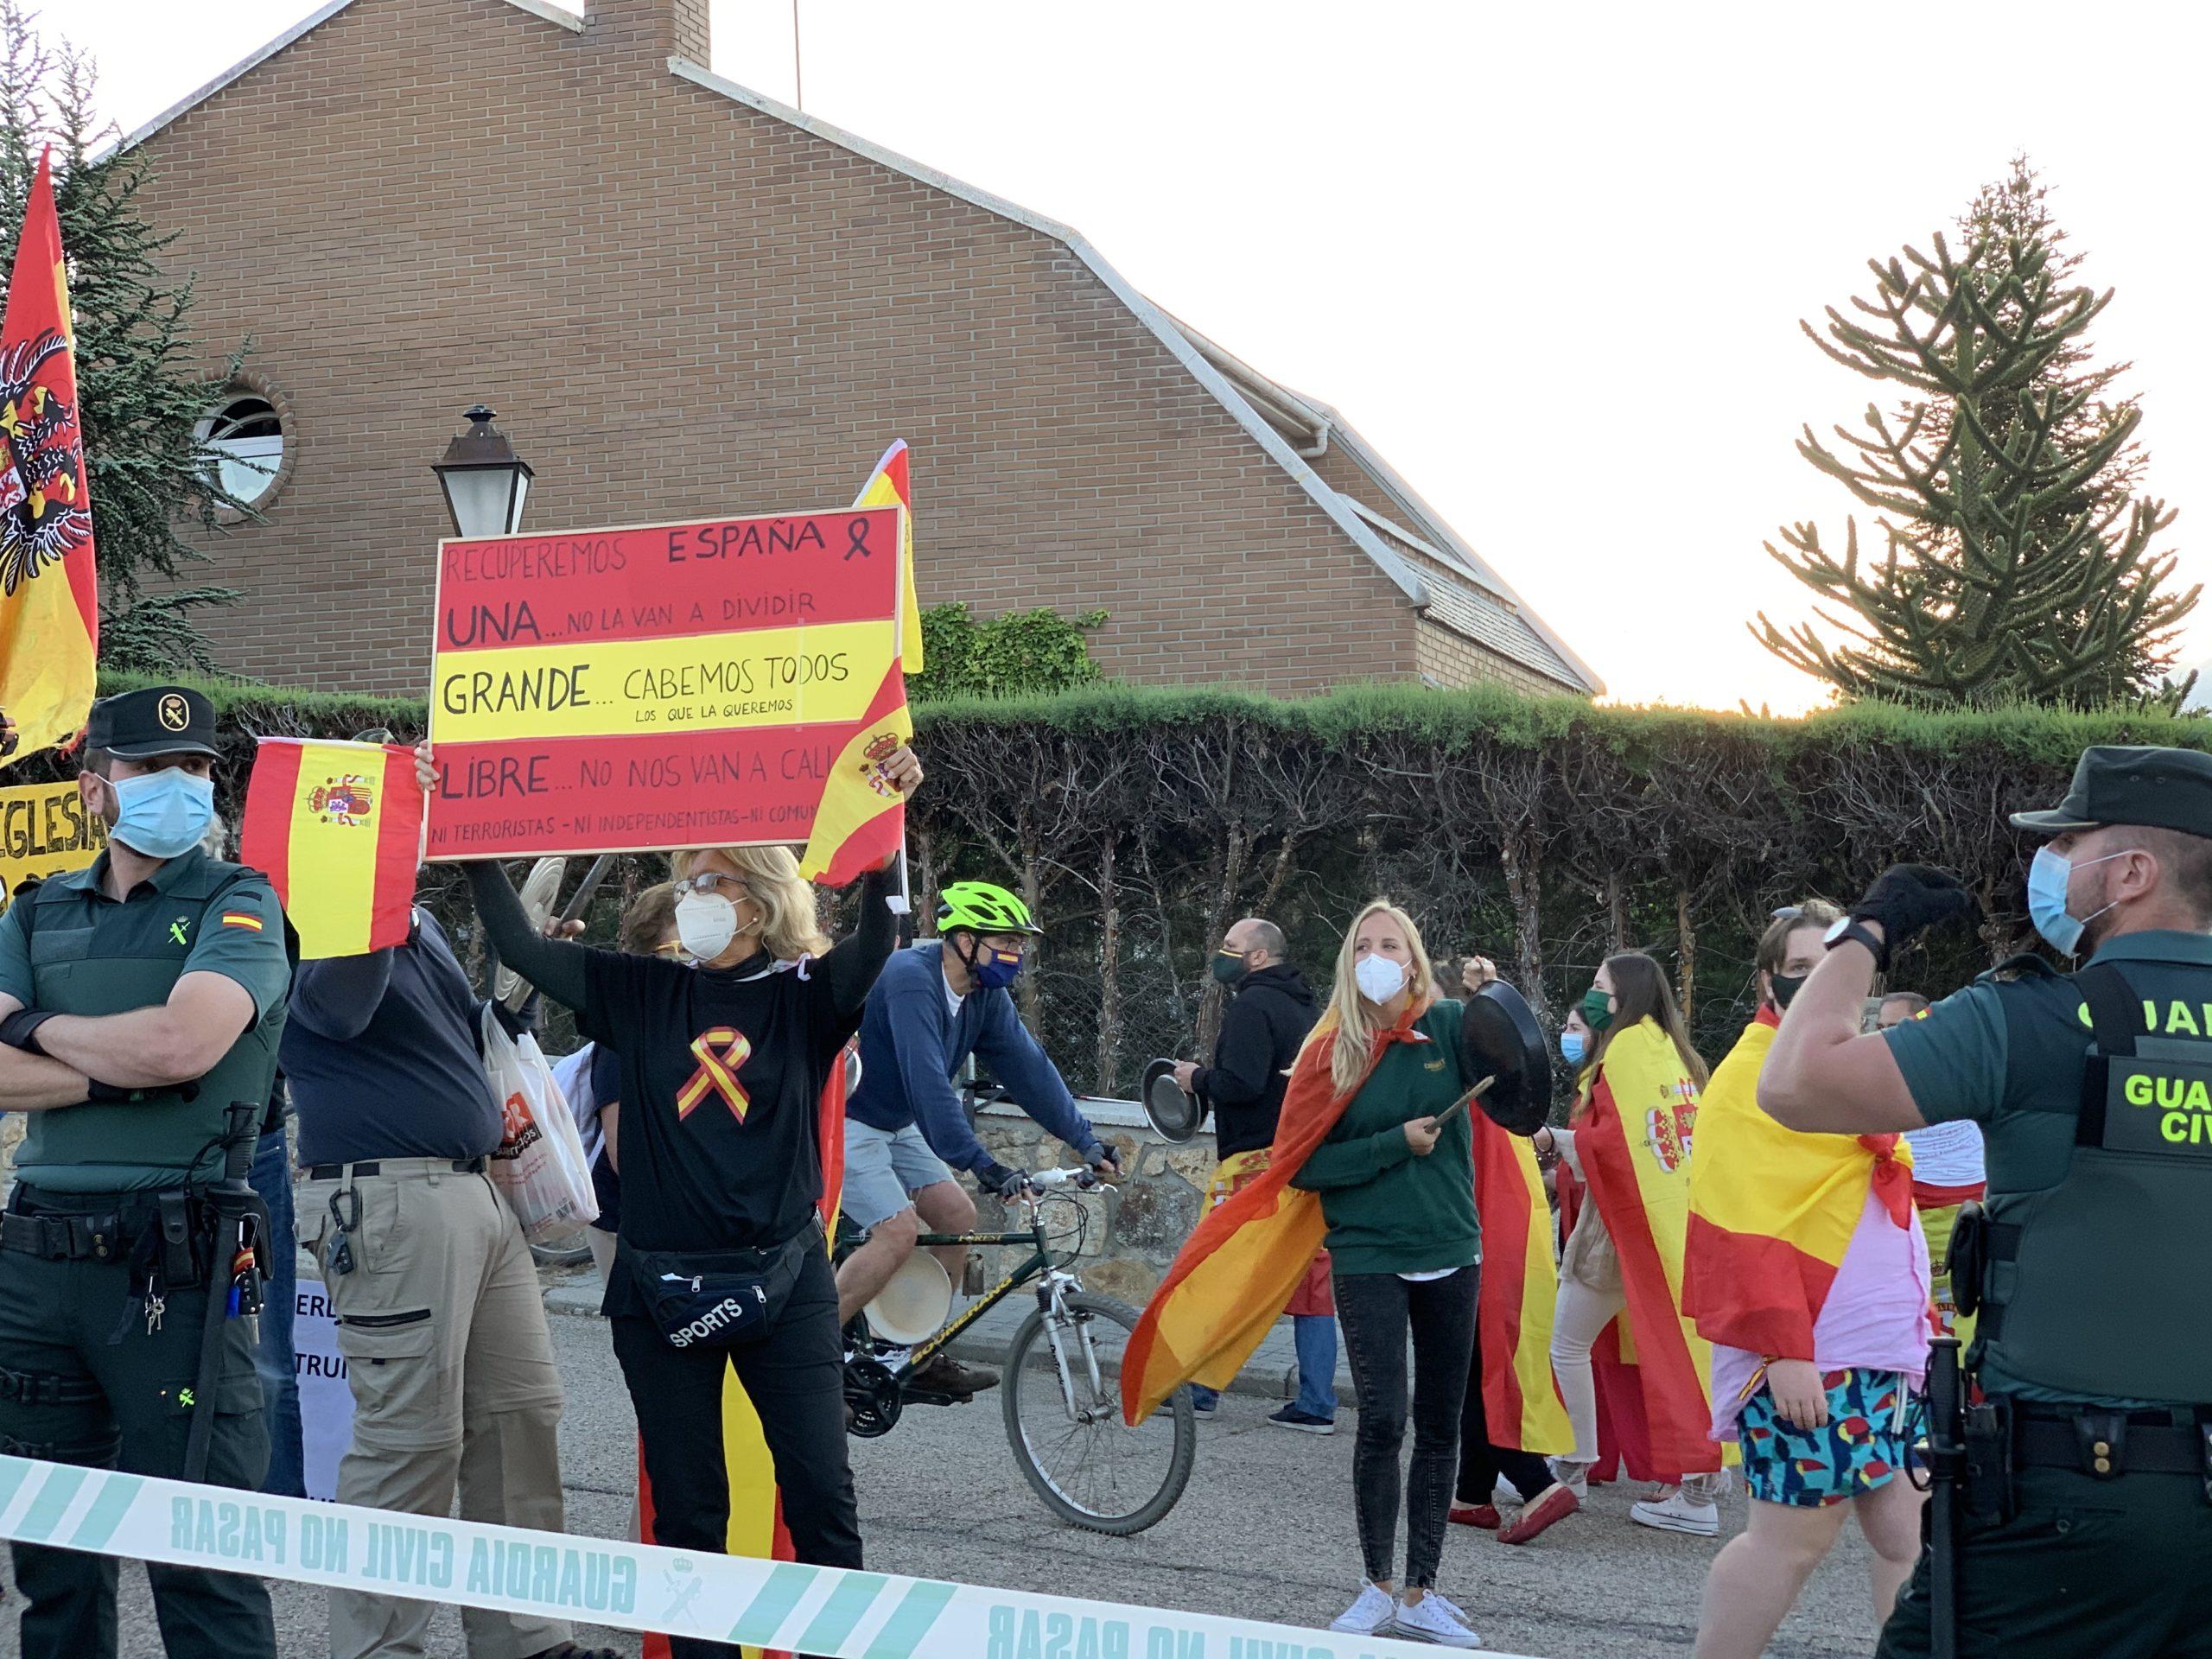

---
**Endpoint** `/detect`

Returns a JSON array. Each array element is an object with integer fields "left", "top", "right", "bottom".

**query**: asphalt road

[{"left": 8, "top": 1309, "right": 1890, "bottom": 1658}]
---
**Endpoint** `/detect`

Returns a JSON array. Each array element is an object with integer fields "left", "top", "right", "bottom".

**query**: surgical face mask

[
  {"left": 1211, "top": 948, "right": 1249, "bottom": 988},
  {"left": 1559, "top": 1028, "right": 1588, "bottom": 1067},
  {"left": 675, "top": 892, "right": 739, "bottom": 962},
  {"left": 1769, "top": 971, "right": 1808, "bottom": 1012},
  {"left": 105, "top": 767, "right": 216, "bottom": 859},
  {"left": 1580, "top": 985, "right": 1615, "bottom": 1033},
  {"left": 2027, "top": 845, "right": 2127, "bottom": 958},
  {"left": 1353, "top": 952, "right": 1407, "bottom": 1005}
]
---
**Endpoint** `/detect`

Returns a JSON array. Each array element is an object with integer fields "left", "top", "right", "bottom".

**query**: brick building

[{"left": 124, "top": 0, "right": 1599, "bottom": 699}]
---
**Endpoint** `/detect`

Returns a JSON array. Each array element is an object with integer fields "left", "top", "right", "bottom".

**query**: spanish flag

[
  {"left": 852, "top": 439, "right": 923, "bottom": 673},
  {"left": 238, "top": 739, "right": 421, "bottom": 958},
  {"left": 640, "top": 1043, "right": 851, "bottom": 1659},
  {"left": 1122, "top": 1002, "right": 1435, "bottom": 1425},
  {"left": 1683, "top": 1011, "right": 1915, "bottom": 1361},
  {"left": 794, "top": 659, "right": 911, "bottom": 887},
  {"left": 1557, "top": 1019, "right": 1722, "bottom": 1478},
  {"left": 1471, "top": 1112, "right": 1573, "bottom": 1455},
  {"left": 0, "top": 149, "right": 99, "bottom": 766}
]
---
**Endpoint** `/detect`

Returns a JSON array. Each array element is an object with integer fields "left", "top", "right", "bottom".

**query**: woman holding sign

[{"left": 433, "top": 740, "right": 919, "bottom": 1659}]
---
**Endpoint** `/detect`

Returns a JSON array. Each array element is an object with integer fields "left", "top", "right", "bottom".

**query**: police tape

[{"left": 0, "top": 1455, "right": 1546, "bottom": 1659}]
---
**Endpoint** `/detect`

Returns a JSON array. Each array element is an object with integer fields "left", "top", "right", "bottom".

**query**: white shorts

[{"left": 842, "top": 1119, "right": 958, "bottom": 1230}]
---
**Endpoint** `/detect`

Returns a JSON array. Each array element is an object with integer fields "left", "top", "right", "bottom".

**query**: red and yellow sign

[
  {"left": 426, "top": 507, "right": 906, "bottom": 861},
  {"left": 0, "top": 779, "right": 105, "bottom": 908},
  {"left": 239, "top": 738, "right": 423, "bottom": 958}
]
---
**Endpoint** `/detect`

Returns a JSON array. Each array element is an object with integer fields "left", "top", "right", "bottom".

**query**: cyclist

[{"left": 836, "top": 880, "right": 1119, "bottom": 1395}]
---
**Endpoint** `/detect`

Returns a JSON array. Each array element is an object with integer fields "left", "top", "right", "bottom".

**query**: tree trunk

[
  {"left": 1675, "top": 880, "right": 1697, "bottom": 1027},
  {"left": 1500, "top": 830, "right": 1546, "bottom": 1019},
  {"left": 1095, "top": 836, "right": 1122, "bottom": 1096},
  {"left": 1195, "top": 822, "right": 1252, "bottom": 1054},
  {"left": 1605, "top": 872, "right": 1627, "bottom": 955}
]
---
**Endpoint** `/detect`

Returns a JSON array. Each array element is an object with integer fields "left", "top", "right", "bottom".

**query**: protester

[
  {"left": 284, "top": 840, "right": 608, "bottom": 1659},
  {"left": 1535, "top": 951, "right": 1726, "bottom": 1535},
  {"left": 1281, "top": 901, "right": 1486, "bottom": 1646},
  {"left": 834, "top": 880, "right": 1117, "bottom": 1394},
  {"left": 0, "top": 687, "right": 288, "bottom": 1659},
  {"left": 1172, "top": 916, "right": 1332, "bottom": 1428},
  {"left": 1876, "top": 991, "right": 1986, "bottom": 1339},
  {"left": 552, "top": 882, "right": 684, "bottom": 1288},
  {"left": 445, "top": 739, "right": 918, "bottom": 1659},
  {"left": 1682, "top": 904, "right": 1929, "bottom": 1656},
  {"left": 1446, "top": 953, "right": 1580, "bottom": 1546}
]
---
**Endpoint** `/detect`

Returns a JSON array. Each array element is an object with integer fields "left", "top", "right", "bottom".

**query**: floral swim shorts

[{"left": 1738, "top": 1366, "right": 1917, "bottom": 1508}]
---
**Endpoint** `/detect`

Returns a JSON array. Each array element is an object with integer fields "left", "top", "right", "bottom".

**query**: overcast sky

[{"left": 60, "top": 0, "right": 2212, "bottom": 711}]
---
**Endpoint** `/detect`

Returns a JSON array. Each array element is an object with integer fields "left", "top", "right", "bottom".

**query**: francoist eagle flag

[{"left": 0, "top": 149, "right": 99, "bottom": 766}]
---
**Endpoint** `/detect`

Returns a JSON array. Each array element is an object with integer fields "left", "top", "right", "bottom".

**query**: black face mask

[{"left": 1770, "top": 971, "right": 1808, "bottom": 1011}]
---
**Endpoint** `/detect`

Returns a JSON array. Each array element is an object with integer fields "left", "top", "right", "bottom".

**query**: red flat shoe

[
  {"left": 1497, "top": 1482, "right": 1580, "bottom": 1546},
  {"left": 1448, "top": 1502, "right": 1502, "bottom": 1529}
]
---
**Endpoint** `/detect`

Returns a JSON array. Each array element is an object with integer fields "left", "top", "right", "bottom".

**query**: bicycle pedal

[{"left": 899, "top": 1385, "right": 971, "bottom": 1407}]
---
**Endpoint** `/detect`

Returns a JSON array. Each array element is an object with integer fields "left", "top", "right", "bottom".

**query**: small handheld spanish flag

[{"left": 238, "top": 738, "right": 422, "bottom": 958}]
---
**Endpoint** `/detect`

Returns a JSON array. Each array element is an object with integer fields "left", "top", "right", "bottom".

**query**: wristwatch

[{"left": 1823, "top": 916, "right": 1888, "bottom": 971}]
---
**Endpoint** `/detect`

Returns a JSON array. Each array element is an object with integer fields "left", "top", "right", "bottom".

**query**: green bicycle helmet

[{"left": 936, "top": 880, "right": 1044, "bottom": 937}]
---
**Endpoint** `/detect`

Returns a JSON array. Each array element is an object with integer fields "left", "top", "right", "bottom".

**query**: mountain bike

[{"left": 840, "top": 1166, "right": 1198, "bottom": 1535}]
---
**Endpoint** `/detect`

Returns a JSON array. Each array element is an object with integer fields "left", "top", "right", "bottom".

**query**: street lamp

[{"left": 432, "top": 404, "right": 534, "bottom": 538}]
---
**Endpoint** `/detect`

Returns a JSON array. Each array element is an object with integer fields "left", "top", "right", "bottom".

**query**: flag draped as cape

[
  {"left": 1556, "top": 1018, "right": 1721, "bottom": 1478},
  {"left": 1682, "top": 1011, "right": 1915, "bottom": 1361},
  {"left": 1122, "top": 1002, "right": 1433, "bottom": 1425},
  {"left": 1471, "top": 1111, "right": 1573, "bottom": 1455}
]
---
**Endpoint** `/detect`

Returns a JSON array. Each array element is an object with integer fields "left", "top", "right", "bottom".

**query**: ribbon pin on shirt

[{"left": 677, "top": 1028, "right": 753, "bottom": 1122}]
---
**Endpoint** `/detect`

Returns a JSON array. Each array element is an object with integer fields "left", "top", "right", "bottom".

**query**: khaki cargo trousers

[{"left": 302, "top": 1159, "right": 569, "bottom": 1659}]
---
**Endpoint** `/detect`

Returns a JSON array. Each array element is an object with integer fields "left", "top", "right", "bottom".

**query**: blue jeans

[
  {"left": 248, "top": 1126, "right": 305, "bottom": 1498},
  {"left": 1192, "top": 1313, "right": 1338, "bottom": 1414}
]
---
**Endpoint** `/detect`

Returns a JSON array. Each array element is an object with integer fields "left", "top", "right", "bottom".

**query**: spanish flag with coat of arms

[
  {"left": 238, "top": 739, "right": 423, "bottom": 958},
  {"left": 0, "top": 149, "right": 99, "bottom": 766}
]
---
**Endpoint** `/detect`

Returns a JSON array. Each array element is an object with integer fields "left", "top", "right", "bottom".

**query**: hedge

[{"left": 23, "top": 671, "right": 2208, "bottom": 1096}]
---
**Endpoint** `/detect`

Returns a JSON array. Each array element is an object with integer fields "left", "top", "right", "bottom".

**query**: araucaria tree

[
  {"left": 0, "top": 0, "right": 241, "bottom": 669},
  {"left": 1753, "top": 159, "right": 2196, "bottom": 707}
]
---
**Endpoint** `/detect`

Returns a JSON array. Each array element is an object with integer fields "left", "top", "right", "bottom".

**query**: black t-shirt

[
  {"left": 581, "top": 950, "right": 861, "bottom": 1254},
  {"left": 588, "top": 1043, "right": 623, "bottom": 1235}
]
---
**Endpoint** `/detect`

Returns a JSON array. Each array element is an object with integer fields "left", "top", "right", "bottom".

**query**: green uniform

[
  {"left": 0, "top": 846, "right": 290, "bottom": 1659},
  {"left": 1875, "top": 930, "right": 2212, "bottom": 1659}
]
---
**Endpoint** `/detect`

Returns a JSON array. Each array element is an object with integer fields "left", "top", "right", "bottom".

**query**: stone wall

[{"left": 967, "top": 1101, "right": 1212, "bottom": 1310}]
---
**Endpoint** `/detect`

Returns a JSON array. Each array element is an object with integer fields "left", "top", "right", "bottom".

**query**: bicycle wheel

[
  {"left": 528, "top": 1228, "right": 594, "bottom": 1268},
  {"left": 1002, "top": 1291, "right": 1195, "bottom": 1535}
]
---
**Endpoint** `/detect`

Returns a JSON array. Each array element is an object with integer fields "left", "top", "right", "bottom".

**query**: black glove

[
  {"left": 977, "top": 1161, "right": 1027, "bottom": 1199},
  {"left": 0, "top": 1007, "right": 54, "bottom": 1054},
  {"left": 1082, "top": 1141, "right": 1119, "bottom": 1176},
  {"left": 1850, "top": 864, "right": 1976, "bottom": 965}
]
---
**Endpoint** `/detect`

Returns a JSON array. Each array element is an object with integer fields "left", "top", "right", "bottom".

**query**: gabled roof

[{"left": 118, "top": 0, "right": 1600, "bottom": 696}]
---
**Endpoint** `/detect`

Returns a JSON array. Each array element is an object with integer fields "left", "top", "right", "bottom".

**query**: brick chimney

[{"left": 588, "top": 0, "right": 709, "bottom": 65}]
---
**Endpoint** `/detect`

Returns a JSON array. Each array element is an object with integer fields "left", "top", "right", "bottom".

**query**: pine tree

[
  {"left": 1752, "top": 160, "right": 2196, "bottom": 708},
  {"left": 0, "top": 0, "right": 241, "bottom": 670}
]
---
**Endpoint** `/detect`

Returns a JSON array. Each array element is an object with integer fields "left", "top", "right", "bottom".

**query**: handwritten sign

[
  {"left": 426, "top": 507, "right": 904, "bottom": 860},
  {"left": 0, "top": 779, "right": 106, "bottom": 908}
]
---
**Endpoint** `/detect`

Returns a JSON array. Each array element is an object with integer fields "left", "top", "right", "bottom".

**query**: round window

[{"left": 196, "top": 394, "right": 284, "bottom": 505}]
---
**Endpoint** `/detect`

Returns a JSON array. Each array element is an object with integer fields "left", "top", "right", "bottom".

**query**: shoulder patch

[{"left": 220, "top": 911, "right": 264, "bottom": 932}]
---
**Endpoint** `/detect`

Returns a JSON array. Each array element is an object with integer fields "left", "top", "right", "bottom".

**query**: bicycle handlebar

[{"left": 1015, "top": 1166, "right": 1109, "bottom": 1197}]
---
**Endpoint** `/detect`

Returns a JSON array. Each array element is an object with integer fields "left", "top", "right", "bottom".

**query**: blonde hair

[
  {"left": 1300, "top": 899, "right": 1438, "bottom": 1097},
  {"left": 669, "top": 845, "right": 830, "bottom": 962}
]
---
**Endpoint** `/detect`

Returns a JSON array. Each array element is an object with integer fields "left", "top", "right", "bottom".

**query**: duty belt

[
  {"left": 0, "top": 1190, "right": 201, "bottom": 1266},
  {"left": 2012, "top": 1403, "right": 2212, "bottom": 1487}
]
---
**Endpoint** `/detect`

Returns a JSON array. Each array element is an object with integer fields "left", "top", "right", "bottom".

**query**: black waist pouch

[{"left": 620, "top": 1229, "right": 812, "bottom": 1351}]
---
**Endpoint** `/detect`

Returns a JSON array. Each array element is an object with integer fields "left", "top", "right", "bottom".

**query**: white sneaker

[
  {"left": 1329, "top": 1582, "right": 1398, "bottom": 1636},
  {"left": 1547, "top": 1457, "right": 1591, "bottom": 1502},
  {"left": 1388, "top": 1592, "right": 1484, "bottom": 1648},
  {"left": 1630, "top": 1489, "right": 1719, "bottom": 1536}
]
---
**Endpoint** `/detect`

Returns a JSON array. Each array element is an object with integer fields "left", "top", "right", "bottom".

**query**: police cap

[
  {"left": 2010, "top": 745, "right": 2212, "bottom": 837},
  {"left": 84, "top": 687, "right": 220, "bottom": 760}
]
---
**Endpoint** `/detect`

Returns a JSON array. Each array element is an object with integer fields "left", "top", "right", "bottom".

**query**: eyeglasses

[{"left": 674, "top": 872, "right": 751, "bottom": 901}]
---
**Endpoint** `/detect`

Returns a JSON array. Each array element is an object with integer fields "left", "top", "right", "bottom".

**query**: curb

[{"left": 541, "top": 1275, "right": 1358, "bottom": 1405}]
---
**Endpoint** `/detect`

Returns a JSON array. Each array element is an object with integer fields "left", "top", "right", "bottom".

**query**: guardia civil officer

[
  {"left": 0, "top": 687, "right": 289, "bottom": 1659},
  {"left": 1759, "top": 745, "right": 2212, "bottom": 1658}
]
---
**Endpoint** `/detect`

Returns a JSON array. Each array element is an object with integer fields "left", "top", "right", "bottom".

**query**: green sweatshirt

[{"left": 1289, "top": 999, "right": 1482, "bottom": 1276}]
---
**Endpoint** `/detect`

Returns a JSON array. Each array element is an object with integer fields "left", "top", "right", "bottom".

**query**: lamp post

[{"left": 432, "top": 404, "right": 534, "bottom": 538}]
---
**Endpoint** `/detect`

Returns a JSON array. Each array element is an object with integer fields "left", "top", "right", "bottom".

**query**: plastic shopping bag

[{"left": 482, "top": 1006, "right": 600, "bottom": 1244}]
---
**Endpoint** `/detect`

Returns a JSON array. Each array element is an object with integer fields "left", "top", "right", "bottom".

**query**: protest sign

[
  {"left": 293, "top": 1278, "right": 353, "bottom": 1503},
  {"left": 426, "top": 507, "right": 905, "bottom": 861},
  {"left": 0, "top": 779, "right": 105, "bottom": 909}
]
